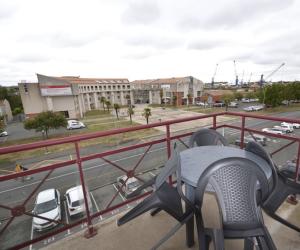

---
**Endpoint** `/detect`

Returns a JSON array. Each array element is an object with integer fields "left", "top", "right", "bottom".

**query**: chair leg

[
  {"left": 211, "top": 229, "right": 224, "bottom": 250},
  {"left": 266, "top": 211, "right": 300, "bottom": 232},
  {"left": 262, "top": 226, "right": 277, "bottom": 250},
  {"left": 151, "top": 208, "right": 162, "bottom": 216},
  {"left": 244, "top": 237, "right": 254, "bottom": 250},
  {"left": 256, "top": 236, "right": 268, "bottom": 250}
]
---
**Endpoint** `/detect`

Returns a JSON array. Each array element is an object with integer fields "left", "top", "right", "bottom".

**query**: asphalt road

[{"left": 0, "top": 110, "right": 300, "bottom": 249}]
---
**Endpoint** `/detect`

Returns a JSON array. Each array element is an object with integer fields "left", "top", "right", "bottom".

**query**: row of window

[{"left": 79, "top": 84, "right": 130, "bottom": 92}]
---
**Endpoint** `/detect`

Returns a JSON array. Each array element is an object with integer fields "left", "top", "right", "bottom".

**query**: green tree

[
  {"left": 142, "top": 108, "right": 151, "bottom": 124},
  {"left": 233, "top": 92, "right": 243, "bottom": 101},
  {"left": 113, "top": 103, "right": 120, "bottom": 120},
  {"left": 172, "top": 95, "right": 177, "bottom": 106},
  {"left": 105, "top": 100, "right": 111, "bottom": 112},
  {"left": 128, "top": 106, "right": 134, "bottom": 124},
  {"left": 187, "top": 94, "right": 192, "bottom": 106},
  {"left": 222, "top": 94, "right": 234, "bottom": 111},
  {"left": 23, "top": 111, "right": 67, "bottom": 139},
  {"left": 0, "top": 116, "right": 5, "bottom": 132},
  {"left": 100, "top": 96, "right": 106, "bottom": 111},
  {"left": 12, "top": 107, "right": 23, "bottom": 116}
]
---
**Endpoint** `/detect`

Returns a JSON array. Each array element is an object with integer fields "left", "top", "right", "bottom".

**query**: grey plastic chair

[
  {"left": 245, "top": 141, "right": 300, "bottom": 233},
  {"left": 117, "top": 150, "right": 195, "bottom": 250},
  {"left": 194, "top": 157, "right": 276, "bottom": 250},
  {"left": 188, "top": 128, "right": 229, "bottom": 148}
]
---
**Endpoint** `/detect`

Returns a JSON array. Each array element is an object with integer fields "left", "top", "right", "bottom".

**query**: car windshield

[
  {"left": 71, "top": 200, "right": 81, "bottom": 207},
  {"left": 127, "top": 181, "right": 139, "bottom": 190},
  {"left": 35, "top": 199, "right": 57, "bottom": 214}
]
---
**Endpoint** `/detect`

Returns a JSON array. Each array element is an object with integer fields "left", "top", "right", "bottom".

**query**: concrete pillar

[
  {"left": 94, "top": 92, "right": 99, "bottom": 109},
  {"left": 149, "top": 91, "right": 152, "bottom": 104},
  {"left": 80, "top": 94, "right": 86, "bottom": 113},
  {"left": 111, "top": 93, "right": 115, "bottom": 104},
  {"left": 130, "top": 91, "right": 134, "bottom": 105},
  {"left": 120, "top": 91, "right": 125, "bottom": 105},
  {"left": 86, "top": 93, "right": 91, "bottom": 111},
  {"left": 78, "top": 95, "right": 83, "bottom": 118},
  {"left": 46, "top": 97, "right": 53, "bottom": 111}
]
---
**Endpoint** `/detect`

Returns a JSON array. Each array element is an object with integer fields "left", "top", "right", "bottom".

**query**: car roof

[
  {"left": 36, "top": 189, "right": 56, "bottom": 203},
  {"left": 118, "top": 175, "right": 138, "bottom": 184},
  {"left": 66, "top": 185, "right": 84, "bottom": 201}
]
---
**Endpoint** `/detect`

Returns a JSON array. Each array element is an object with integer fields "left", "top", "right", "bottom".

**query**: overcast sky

[{"left": 0, "top": 0, "right": 299, "bottom": 86}]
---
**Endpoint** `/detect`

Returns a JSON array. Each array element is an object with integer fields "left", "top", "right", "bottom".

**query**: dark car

[{"left": 235, "top": 135, "right": 267, "bottom": 146}]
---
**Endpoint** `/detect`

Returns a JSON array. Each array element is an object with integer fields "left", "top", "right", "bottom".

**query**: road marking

[
  {"left": 63, "top": 201, "right": 71, "bottom": 235},
  {"left": 90, "top": 192, "right": 100, "bottom": 213},
  {"left": 29, "top": 220, "right": 34, "bottom": 250},
  {"left": 149, "top": 171, "right": 156, "bottom": 177},
  {"left": 0, "top": 169, "right": 15, "bottom": 174},
  {"left": 29, "top": 159, "right": 64, "bottom": 170},
  {"left": 70, "top": 155, "right": 73, "bottom": 160}
]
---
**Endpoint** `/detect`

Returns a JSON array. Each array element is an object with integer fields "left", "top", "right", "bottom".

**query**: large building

[
  {"left": 19, "top": 74, "right": 132, "bottom": 119},
  {"left": 131, "top": 76, "right": 204, "bottom": 105}
]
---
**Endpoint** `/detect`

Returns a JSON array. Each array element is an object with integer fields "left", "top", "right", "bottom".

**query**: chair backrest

[
  {"left": 245, "top": 141, "right": 278, "bottom": 196},
  {"left": 195, "top": 157, "right": 269, "bottom": 230},
  {"left": 188, "top": 128, "right": 229, "bottom": 148}
]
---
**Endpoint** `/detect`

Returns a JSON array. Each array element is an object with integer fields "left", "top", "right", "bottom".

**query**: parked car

[
  {"left": 116, "top": 175, "right": 141, "bottom": 198},
  {"left": 0, "top": 131, "right": 8, "bottom": 137},
  {"left": 235, "top": 134, "right": 267, "bottom": 146},
  {"left": 65, "top": 185, "right": 92, "bottom": 217},
  {"left": 273, "top": 125, "right": 293, "bottom": 133},
  {"left": 32, "top": 189, "right": 61, "bottom": 231},
  {"left": 213, "top": 101, "right": 225, "bottom": 107},
  {"left": 281, "top": 122, "right": 300, "bottom": 129},
  {"left": 67, "top": 120, "right": 86, "bottom": 130},
  {"left": 262, "top": 128, "right": 284, "bottom": 135},
  {"left": 195, "top": 101, "right": 207, "bottom": 107},
  {"left": 243, "top": 106, "right": 255, "bottom": 112},
  {"left": 243, "top": 105, "right": 263, "bottom": 112},
  {"left": 242, "top": 98, "right": 251, "bottom": 103},
  {"left": 228, "top": 102, "right": 238, "bottom": 108}
]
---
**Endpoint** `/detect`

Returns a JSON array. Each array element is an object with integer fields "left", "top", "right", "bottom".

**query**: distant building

[
  {"left": 19, "top": 74, "right": 132, "bottom": 119},
  {"left": 201, "top": 90, "right": 235, "bottom": 103},
  {"left": 0, "top": 99, "right": 13, "bottom": 123},
  {"left": 131, "top": 76, "right": 204, "bottom": 105}
]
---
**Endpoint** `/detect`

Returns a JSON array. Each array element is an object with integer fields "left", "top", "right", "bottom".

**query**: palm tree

[
  {"left": 127, "top": 106, "right": 134, "bottom": 124},
  {"left": 142, "top": 108, "right": 151, "bottom": 124},
  {"left": 105, "top": 100, "right": 111, "bottom": 112},
  {"left": 100, "top": 96, "right": 106, "bottom": 111},
  {"left": 113, "top": 103, "right": 120, "bottom": 120},
  {"left": 187, "top": 94, "right": 191, "bottom": 106}
]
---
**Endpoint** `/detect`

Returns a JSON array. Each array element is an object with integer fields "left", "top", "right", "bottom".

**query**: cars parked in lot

[
  {"left": 116, "top": 175, "right": 141, "bottom": 198},
  {"left": 235, "top": 134, "right": 267, "bottom": 146},
  {"left": 67, "top": 120, "right": 86, "bottom": 130},
  {"left": 262, "top": 128, "right": 284, "bottom": 135},
  {"left": 274, "top": 125, "right": 293, "bottom": 133},
  {"left": 32, "top": 189, "right": 61, "bottom": 231},
  {"left": 65, "top": 185, "right": 92, "bottom": 217},
  {"left": 0, "top": 131, "right": 8, "bottom": 137},
  {"left": 281, "top": 122, "right": 300, "bottom": 129},
  {"left": 195, "top": 101, "right": 207, "bottom": 107},
  {"left": 242, "top": 98, "right": 259, "bottom": 103},
  {"left": 243, "top": 105, "right": 264, "bottom": 112},
  {"left": 213, "top": 101, "right": 225, "bottom": 107},
  {"left": 228, "top": 102, "right": 238, "bottom": 108}
]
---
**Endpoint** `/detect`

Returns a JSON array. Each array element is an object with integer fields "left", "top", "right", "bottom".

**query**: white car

[
  {"left": 274, "top": 125, "right": 293, "bottom": 133},
  {"left": 116, "top": 175, "right": 141, "bottom": 198},
  {"left": 67, "top": 120, "right": 86, "bottom": 130},
  {"left": 281, "top": 122, "right": 300, "bottom": 129},
  {"left": 262, "top": 128, "right": 284, "bottom": 135},
  {"left": 0, "top": 131, "right": 8, "bottom": 137},
  {"left": 195, "top": 101, "right": 207, "bottom": 107},
  {"left": 228, "top": 102, "right": 238, "bottom": 108},
  {"left": 242, "top": 98, "right": 251, "bottom": 103},
  {"left": 65, "top": 185, "right": 92, "bottom": 217},
  {"left": 33, "top": 189, "right": 61, "bottom": 231}
]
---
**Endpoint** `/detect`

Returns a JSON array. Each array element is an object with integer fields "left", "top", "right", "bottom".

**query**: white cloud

[{"left": 0, "top": 0, "right": 299, "bottom": 85}]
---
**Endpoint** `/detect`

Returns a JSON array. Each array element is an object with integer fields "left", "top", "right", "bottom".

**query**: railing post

[
  {"left": 240, "top": 116, "right": 246, "bottom": 149},
  {"left": 213, "top": 115, "right": 217, "bottom": 129},
  {"left": 166, "top": 124, "right": 172, "bottom": 184},
  {"left": 295, "top": 142, "right": 300, "bottom": 182},
  {"left": 75, "top": 142, "right": 97, "bottom": 238}
]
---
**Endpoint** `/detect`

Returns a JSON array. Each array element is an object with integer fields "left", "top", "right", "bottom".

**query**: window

[
  {"left": 24, "top": 83, "right": 28, "bottom": 93},
  {"left": 127, "top": 85, "right": 130, "bottom": 89},
  {"left": 113, "top": 86, "right": 116, "bottom": 90},
  {"left": 122, "top": 85, "right": 125, "bottom": 89},
  {"left": 108, "top": 85, "right": 111, "bottom": 90},
  {"left": 118, "top": 85, "right": 121, "bottom": 89},
  {"left": 87, "top": 86, "right": 90, "bottom": 91},
  {"left": 91, "top": 86, "right": 94, "bottom": 91}
]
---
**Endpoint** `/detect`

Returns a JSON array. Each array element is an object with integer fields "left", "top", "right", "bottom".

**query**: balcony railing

[{"left": 0, "top": 111, "right": 299, "bottom": 249}]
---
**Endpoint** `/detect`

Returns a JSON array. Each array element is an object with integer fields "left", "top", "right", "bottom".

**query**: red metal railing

[{"left": 0, "top": 111, "right": 299, "bottom": 250}]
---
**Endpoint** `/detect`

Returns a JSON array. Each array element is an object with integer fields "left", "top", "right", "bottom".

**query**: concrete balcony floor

[{"left": 44, "top": 194, "right": 300, "bottom": 250}]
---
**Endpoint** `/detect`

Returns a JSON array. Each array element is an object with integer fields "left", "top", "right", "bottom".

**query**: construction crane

[
  {"left": 233, "top": 60, "right": 238, "bottom": 85},
  {"left": 247, "top": 72, "right": 252, "bottom": 84},
  {"left": 260, "top": 63, "right": 285, "bottom": 86},
  {"left": 211, "top": 63, "right": 218, "bottom": 87}
]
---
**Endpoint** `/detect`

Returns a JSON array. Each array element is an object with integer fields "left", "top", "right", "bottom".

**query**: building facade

[
  {"left": 19, "top": 74, "right": 132, "bottom": 119},
  {"left": 131, "top": 76, "right": 204, "bottom": 105}
]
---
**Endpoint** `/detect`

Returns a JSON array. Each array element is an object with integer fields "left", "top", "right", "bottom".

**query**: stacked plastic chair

[
  {"left": 117, "top": 149, "right": 195, "bottom": 250},
  {"left": 245, "top": 141, "right": 300, "bottom": 233},
  {"left": 194, "top": 156, "right": 277, "bottom": 249}
]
